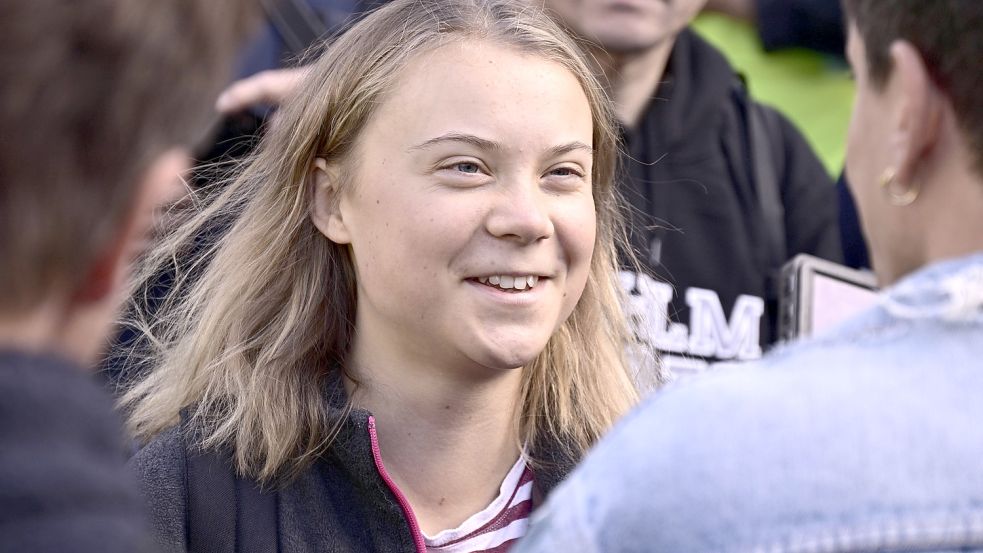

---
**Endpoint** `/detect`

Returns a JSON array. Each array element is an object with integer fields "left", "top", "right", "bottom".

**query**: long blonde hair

[{"left": 122, "top": 0, "right": 640, "bottom": 483}]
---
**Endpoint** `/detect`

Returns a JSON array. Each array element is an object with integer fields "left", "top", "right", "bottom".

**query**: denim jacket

[{"left": 516, "top": 252, "right": 983, "bottom": 553}]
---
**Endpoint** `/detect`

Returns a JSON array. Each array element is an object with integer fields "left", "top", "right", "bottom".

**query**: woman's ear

[
  {"left": 309, "top": 157, "right": 352, "bottom": 244},
  {"left": 890, "top": 39, "right": 945, "bottom": 185}
]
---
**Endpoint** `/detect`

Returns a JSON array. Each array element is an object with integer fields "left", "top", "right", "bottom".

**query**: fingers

[{"left": 214, "top": 67, "right": 309, "bottom": 114}]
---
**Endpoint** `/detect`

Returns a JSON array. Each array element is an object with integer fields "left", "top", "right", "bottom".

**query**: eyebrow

[{"left": 408, "top": 132, "right": 593, "bottom": 157}]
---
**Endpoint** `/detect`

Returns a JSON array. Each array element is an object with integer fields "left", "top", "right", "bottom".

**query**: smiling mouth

[{"left": 472, "top": 275, "right": 541, "bottom": 292}]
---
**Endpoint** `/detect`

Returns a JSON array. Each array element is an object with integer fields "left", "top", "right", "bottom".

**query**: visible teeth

[{"left": 477, "top": 274, "right": 541, "bottom": 291}]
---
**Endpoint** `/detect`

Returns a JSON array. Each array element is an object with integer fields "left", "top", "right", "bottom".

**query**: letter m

[{"left": 685, "top": 287, "right": 764, "bottom": 361}]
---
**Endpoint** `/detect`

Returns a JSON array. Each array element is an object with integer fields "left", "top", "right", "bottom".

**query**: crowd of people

[{"left": 2, "top": 0, "right": 982, "bottom": 552}]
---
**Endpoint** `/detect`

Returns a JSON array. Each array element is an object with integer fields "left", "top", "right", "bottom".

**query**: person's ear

[
  {"left": 73, "top": 149, "right": 188, "bottom": 305},
  {"left": 309, "top": 157, "right": 352, "bottom": 244},
  {"left": 890, "top": 40, "right": 945, "bottom": 185}
]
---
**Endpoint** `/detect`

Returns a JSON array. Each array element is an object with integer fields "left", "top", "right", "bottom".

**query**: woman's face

[{"left": 325, "top": 41, "right": 597, "bottom": 374}]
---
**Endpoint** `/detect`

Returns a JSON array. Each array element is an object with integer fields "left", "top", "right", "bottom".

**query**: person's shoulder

[
  {"left": 627, "top": 334, "right": 866, "bottom": 430},
  {"left": 128, "top": 425, "right": 189, "bottom": 552},
  {"left": 522, "top": 339, "right": 867, "bottom": 551},
  {"left": 0, "top": 350, "right": 117, "bottom": 425},
  {"left": 569, "top": 331, "right": 885, "bottom": 493},
  {"left": 0, "top": 351, "right": 153, "bottom": 552},
  {"left": 129, "top": 425, "right": 187, "bottom": 490}
]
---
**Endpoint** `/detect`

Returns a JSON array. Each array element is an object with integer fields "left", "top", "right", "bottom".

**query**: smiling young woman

[{"left": 122, "top": 0, "right": 641, "bottom": 551}]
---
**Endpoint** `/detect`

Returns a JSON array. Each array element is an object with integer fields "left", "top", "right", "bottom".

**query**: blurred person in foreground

[
  {"left": 517, "top": 1, "right": 983, "bottom": 551},
  {"left": 0, "top": 1, "right": 251, "bottom": 551}
]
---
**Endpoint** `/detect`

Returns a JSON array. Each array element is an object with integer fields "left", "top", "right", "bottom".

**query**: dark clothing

[
  {"left": 749, "top": 0, "right": 872, "bottom": 269},
  {"left": 755, "top": 0, "right": 845, "bottom": 58},
  {"left": 838, "top": 173, "right": 870, "bottom": 269},
  {"left": 130, "top": 378, "right": 574, "bottom": 553},
  {"left": 0, "top": 350, "right": 151, "bottom": 553},
  {"left": 622, "top": 30, "right": 840, "bottom": 373}
]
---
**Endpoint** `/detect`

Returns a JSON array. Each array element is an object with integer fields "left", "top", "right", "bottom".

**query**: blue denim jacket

[{"left": 517, "top": 252, "right": 983, "bottom": 553}]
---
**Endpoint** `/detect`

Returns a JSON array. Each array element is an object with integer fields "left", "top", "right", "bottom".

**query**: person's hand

[
  {"left": 215, "top": 67, "right": 309, "bottom": 114},
  {"left": 702, "top": 0, "right": 756, "bottom": 22}
]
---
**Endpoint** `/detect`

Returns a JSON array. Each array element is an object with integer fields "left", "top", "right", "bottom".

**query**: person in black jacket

[
  {"left": 543, "top": 0, "right": 842, "bottom": 376},
  {"left": 0, "top": 2, "right": 252, "bottom": 551}
]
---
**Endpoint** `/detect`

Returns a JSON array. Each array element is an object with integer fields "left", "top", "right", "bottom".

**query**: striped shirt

[{"left": 423, "top": 458, "right": 534, "bottom": 553}]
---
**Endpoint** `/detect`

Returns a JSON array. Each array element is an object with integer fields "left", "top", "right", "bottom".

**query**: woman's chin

[{"left": 468, "top": 341, "right": 546, "bottom": 372}]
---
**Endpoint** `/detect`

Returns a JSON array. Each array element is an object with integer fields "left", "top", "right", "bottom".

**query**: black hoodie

[{"left": 621, "top": 29, "right": 841, "bottom": 375}]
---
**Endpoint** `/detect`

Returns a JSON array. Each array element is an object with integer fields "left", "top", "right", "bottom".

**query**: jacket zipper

[{"left": 368, "top": 415, "right": 428, "bottom": 553}]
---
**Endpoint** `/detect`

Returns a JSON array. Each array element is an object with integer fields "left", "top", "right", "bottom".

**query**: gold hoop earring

[{"left": 879, "top": 169, "right": 920, "bottom": 207}]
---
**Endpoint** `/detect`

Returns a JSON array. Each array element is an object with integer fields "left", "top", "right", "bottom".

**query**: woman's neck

[{"left": 345, "top": 349, "right": 525, "bottom": 536}]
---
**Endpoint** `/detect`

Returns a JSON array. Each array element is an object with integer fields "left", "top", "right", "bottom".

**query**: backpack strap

[
  {"left": 236, "top": 475, "right": 279, "bottom": 552},
  {"left": 729, "top": 76, "right": 788, "bottom": 300},
  {"left": 738, "top": 78, "right": 788, "bottom": 273},
  {"left": 186, "top": 446, "right": 236, "bottom": 553},
  {"left": 184, "top": 419, "right": 279, "bottom": 553}
]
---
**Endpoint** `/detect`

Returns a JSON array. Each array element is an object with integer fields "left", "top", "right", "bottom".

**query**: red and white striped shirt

[{"left": 423, "top": 458, "right": 534, "bottom": 553}]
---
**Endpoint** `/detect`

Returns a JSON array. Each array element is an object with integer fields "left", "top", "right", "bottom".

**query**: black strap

[
  {"left": 186, "top": 448, "right": 237, "bottom": 553},
  {"left": 747, "top": 98, "right": 788, "bottom": 271},
  {"left": 185, "top": 430, "right": 279, "bottom": 553},
  {"left": 728, "top": 76, "right": 787, "bottom": 292},
  {"left": 236, "top": 476, "right": 279, "bottom": 552}
]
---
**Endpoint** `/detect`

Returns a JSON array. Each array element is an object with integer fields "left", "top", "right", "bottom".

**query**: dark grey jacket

[
  {"left": 0, "top": 350, "right": 152, "bottom": 553},
  {"left": 130, "top": 382, "right": 575, "bottom": 553}
]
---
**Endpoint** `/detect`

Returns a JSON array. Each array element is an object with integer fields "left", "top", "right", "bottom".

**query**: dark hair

[
  {"left": 0, "top": 0, "right": 256, "bottom": 311},
  {"left": 844, "top": 0, "right": 983, "bottom": 171}
]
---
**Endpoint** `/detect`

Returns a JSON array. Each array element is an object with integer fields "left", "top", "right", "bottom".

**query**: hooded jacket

[{"left": 621, "top": 29, "right": 841, "bottom": 375}]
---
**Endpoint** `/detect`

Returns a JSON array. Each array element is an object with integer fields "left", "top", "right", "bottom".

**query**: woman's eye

[
  {"left": 549, "top": 166, "right": 583, "bottom": 178},
  {"left": 453, "top": 162, "right": 481, "bottom": 174}
]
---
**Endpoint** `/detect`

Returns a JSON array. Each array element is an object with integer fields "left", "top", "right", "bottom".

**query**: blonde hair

[{"left": 123, "top": 0, "right": 640, "bottom": 483}]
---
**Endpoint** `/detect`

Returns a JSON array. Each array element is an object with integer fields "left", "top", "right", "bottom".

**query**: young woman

[{"left": 124, "top": 0, "right": 640, "bottom": 551}]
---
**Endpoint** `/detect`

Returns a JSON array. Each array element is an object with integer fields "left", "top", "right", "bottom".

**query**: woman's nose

[{"left": 484, "top": 181, "right": 555, "bottom": 244}]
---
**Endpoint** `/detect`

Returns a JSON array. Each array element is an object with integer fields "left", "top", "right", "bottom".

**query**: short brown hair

[
  {"left": 0, "top": 1, "right": 255, "bottom": 311},
  {"left": 844, "top": 0, "right": 983, "bottom": 171}
]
